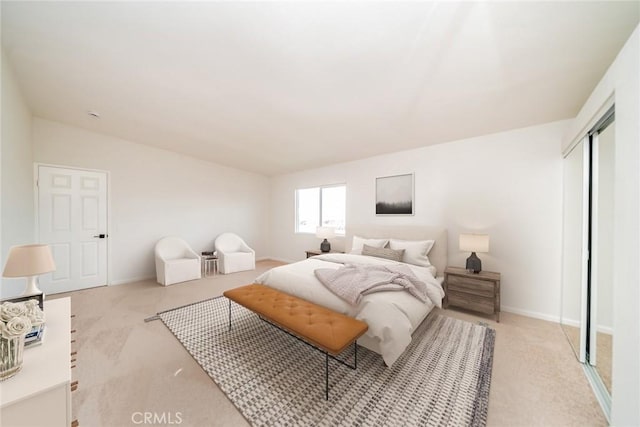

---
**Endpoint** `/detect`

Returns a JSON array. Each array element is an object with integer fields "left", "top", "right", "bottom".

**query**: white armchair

[
  {"left": 154, "top": 237, "right": 201, "bottom": 286},
  {"left": 214, "top": 233, "right": 255, "bottom": 274}
]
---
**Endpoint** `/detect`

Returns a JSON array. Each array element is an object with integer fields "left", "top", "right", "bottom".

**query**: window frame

[{"left": 295, "top": 183, "right": 346, "bottom": 235}]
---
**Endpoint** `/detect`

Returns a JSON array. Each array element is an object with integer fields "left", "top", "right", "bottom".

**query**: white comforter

[{"left": 254, "top": 253, "right": 445, "bottom": 366}]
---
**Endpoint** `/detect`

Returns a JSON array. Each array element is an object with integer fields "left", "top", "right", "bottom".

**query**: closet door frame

[
  {"left": 589, "top": 133, "right": 600, "bottom": 366},
  {"left": 579, "top": 137, "right": 590, "bottom": 364},
  {"left": 586, "top": 109, "right": 615, "bottom": 365}
]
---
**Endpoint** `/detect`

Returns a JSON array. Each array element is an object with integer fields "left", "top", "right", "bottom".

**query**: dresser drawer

[
  {"left": 447, "top": 275, "right": 495, "bottom": 297},
  {"left": 447, "top": 290, "right": 495, "bottom": 315}
]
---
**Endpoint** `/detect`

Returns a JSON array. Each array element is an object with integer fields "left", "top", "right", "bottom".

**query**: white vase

[{"left": 0, "top": 334, "right": 26, "bottom": 381}]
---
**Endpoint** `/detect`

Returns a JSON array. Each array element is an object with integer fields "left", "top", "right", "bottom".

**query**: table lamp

[
  {"left": 316, "top": 227, "right": 336, "bottom": 253},
  {"left": 459, "top": 234, "right": 489, "bottom": 273},
  {"left": 2, "top": 244, "right": 56, "bottom": 296}
]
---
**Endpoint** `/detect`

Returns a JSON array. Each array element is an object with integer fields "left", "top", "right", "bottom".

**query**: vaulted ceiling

[{"left": 2, "top": 1, "right": 638, "bottom": 175}]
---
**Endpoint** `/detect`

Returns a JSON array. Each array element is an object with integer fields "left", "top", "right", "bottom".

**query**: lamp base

[
  {"left": 466, "top": 252, "right": 482, "bottom": 274},
  {"left": 320, "top": 239, "right": 331, "bottom": 253},
  {"left": 21, "top": 276, "right": 45, "bottom": 310},
  {"left": 22, "top": 276, "right": 44, "bottom": 296}
]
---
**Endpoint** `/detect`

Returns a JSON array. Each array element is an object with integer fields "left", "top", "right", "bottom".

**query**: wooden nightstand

[
  {"left": 305, "top": 249, "right": 343, "bottom": 258},
  {"left": 444, "top": 266, "right": 501, "bottom": 322}
]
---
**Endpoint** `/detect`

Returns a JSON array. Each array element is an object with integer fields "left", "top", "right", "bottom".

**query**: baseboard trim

[
  {"left": 108, "top": 260, "right": 293, "bottom": 286},
  {"left": 501, "top": 305, "right": 561, "bottom": 323},
  {"left": 596, "top": 325, "right": 613, "bottom": 335},
  {"left": 561, "top": 317, "right": 581, "bottom": 328},
  {"left": 110, "top": 275, "right": 155, "bottom": 286},
  {"left": 560, "top": 317, "right": 613, "bottom": 335},
  {"left": 500, "top": 306, "right": 614, "bottom": 335},
  {"left": 259, "top": 257, "right": 295, "bottom": 264}
]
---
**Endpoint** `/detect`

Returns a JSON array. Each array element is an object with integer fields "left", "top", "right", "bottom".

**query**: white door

[{"left": 37, "top": 165, "right": 108, "bottom": 294}]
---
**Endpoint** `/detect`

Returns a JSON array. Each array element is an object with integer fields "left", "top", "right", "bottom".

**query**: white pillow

[
  {"left": 388, "top": 239, "right": 435, "bottom": 267},
  {"left": 350, "top": 236, "right": 389, "bottom": 255}
]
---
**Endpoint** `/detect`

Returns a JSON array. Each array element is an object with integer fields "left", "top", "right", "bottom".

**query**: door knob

[{"left": 93, "top": 234, "right": 107, "bottom": 238}]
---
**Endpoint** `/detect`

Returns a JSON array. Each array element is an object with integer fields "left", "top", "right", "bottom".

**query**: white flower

[
  {"left": 0, "top": 302, "right": 27, "bottom": 323},
  {"left": 24, "top": 301, "right": 45, "bottom": 326},
  {"left": 27, "top": 309, "right": 45, "bottom": 327},
  {"left": 24, "top": 299, "right": 39, "bottom": 310},
  {"left": 1, "top": 316, "right": 32, "bottom": 338}
]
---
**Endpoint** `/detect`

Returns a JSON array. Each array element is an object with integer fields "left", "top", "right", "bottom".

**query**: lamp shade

[
  {"left": 316, "top": 227, "right": 336, "bottom": 239},
  {"left": 459, "top": 234, "right": 489, "bottom": 253},
  {"left": 3, "top": 244, "right": 56, "bottom": 278}
]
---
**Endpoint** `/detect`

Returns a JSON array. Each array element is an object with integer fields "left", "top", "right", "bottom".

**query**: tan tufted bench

[{"left": 223, "top": 283, "right": 368, "bottom": 399}]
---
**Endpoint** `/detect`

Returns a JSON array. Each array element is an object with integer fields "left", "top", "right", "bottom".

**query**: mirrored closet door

[
  {"left": 561, "top": 106, "right": 614, "bottom": 418},
  {"left": 591, "top": 116, "right": 614, "bottom": 396},
  {"left": 561, "top": 137, "right": 588, "bottom": 362}
]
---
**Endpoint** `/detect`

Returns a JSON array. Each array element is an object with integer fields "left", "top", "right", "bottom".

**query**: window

[{"left": 295, "top": 184, "right": 346, "bottom": 235}]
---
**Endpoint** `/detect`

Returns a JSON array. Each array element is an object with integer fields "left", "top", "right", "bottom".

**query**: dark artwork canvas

[{"left": 376, "top": 173, "right": 414, "bottom": 215}]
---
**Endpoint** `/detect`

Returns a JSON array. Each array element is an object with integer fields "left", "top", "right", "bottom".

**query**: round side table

[{"left": 201, "top": 255, "right": 218, "bottom": 277}]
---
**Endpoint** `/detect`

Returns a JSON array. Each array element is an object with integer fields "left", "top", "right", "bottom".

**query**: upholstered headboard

[{"left": 345, "top": 225, "right": 448, "bottom": 277}]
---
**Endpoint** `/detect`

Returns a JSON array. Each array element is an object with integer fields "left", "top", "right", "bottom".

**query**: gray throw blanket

[{"left": 314, "top": 263, "right": 429, "bottom": 305}]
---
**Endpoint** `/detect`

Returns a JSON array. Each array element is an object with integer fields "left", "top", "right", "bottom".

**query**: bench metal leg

[
  {"left": 231, "top": 306, "right": 360, "bottom": 401},
  {"left": 354, "top": 341, "right": 358, "bottom": 369},
  {"left": 325, "top": 353, "right": 329, "bottom": 400},
  {"left": 324, "top": 341, "right": 358, "bottom": 401}
]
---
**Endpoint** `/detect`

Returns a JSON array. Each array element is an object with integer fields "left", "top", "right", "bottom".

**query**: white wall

[
  {"left": 270, "top": 120, "right": 568, "bottom": 321},
  {"left": 1, "top": 51, "right": 35, "bottom": 298},
  {"left": 33, "top": 118, "right": 269, "bottom": 285},
  {"left": 563, "top": 25, "right": 639, "bottom": 426}
]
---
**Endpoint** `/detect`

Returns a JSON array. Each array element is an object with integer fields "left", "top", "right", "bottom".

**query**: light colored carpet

[
  {"left": 159, "top": 297, "right": 495, "bottom": 426},
  {"left": 50, "top": 260, "right": 607, "bottom": 426}
]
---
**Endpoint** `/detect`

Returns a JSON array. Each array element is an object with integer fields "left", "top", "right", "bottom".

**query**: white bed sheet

[{"left": 254, "top": 253, "right": 445, "bottom": 366}]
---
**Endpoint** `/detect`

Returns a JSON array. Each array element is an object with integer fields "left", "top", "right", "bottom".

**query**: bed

[{"left": 254, "top": 225, "right": 448, "bottom": 366}]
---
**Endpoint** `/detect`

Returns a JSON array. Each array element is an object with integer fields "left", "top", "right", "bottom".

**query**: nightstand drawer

[
  {"left": 444, "top": 267, "right": 500, "bottom": 321},
  {"left": 447, "top": 275, "right": 495, "bottom": 297},
  {"left": 447, "top": 291, "right": 495, "bottom": 315}
]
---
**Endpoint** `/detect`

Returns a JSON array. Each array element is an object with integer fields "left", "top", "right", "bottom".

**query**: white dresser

[{"left": 0, "top": 297, "right": 72, "bottom": 427}]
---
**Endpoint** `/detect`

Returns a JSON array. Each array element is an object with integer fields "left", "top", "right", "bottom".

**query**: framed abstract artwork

[{"left": 375, "top": 173, "right": 414, "bottom": 215}]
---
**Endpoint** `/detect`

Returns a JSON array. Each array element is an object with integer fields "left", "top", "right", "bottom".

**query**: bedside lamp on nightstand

[
  {"left": 316, "top": 227, "right": 335, "bottom": 253},
  {"left": 459, "top": 233, "right": 489, "bottom": 274},
  {"left": 2, "top": 244, "right": 56, "bottom": 299}
]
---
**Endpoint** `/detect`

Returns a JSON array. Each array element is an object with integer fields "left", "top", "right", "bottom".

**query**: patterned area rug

[{"left": 159, "top": 297, "right": 495, "bottom": 426}]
